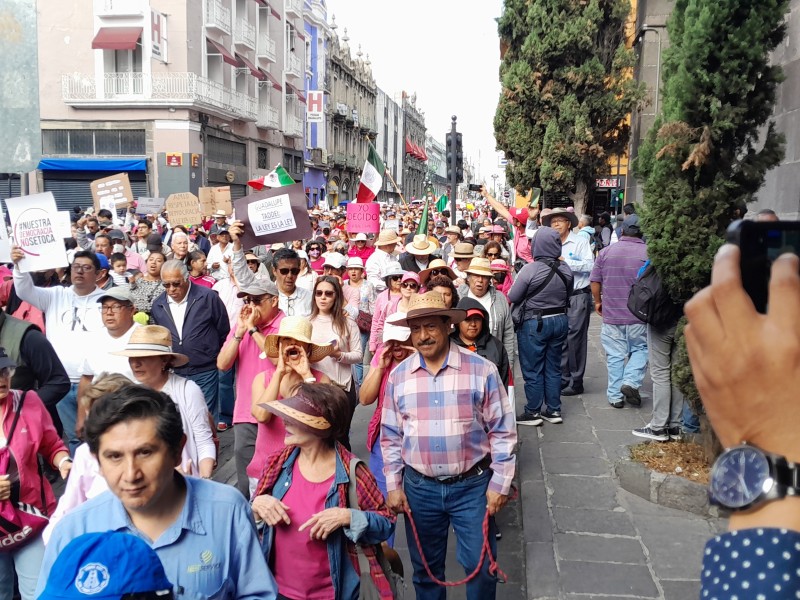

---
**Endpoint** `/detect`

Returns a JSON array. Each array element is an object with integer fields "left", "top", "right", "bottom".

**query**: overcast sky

[{"left": 325, "top": 0, "right": 506, "bottom": 186}]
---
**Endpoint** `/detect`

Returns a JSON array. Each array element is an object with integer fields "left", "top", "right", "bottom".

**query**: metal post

[{"left": 449, "top": 115, "right": 458, "bottom": 219}]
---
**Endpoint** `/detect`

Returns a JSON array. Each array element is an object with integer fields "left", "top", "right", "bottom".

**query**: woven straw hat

[
  {"left": 259, "top": 389, "right": 333, "bottom": 438},
  {"left": 112, "top": 325, "right": 189, "bottom": 367},
  {"left": 404, "top": 234, "right": 437, "bottom": 256},
  {"left": 263, "top": 316, "right": 334, "bottom": 362},
  {"left": 451, "top": 242, "right": 476, "bottom": 259},
  {"left": 418, "top": 259, "right": 456, "bottom": 287},
  {"left": 375, "top": 229, "right": 402, "bottom": 247},
  {"left": 464, "top": 257, "right": 494, "bottom": 277},
  {"left": 392, "top": 291, "right": 466, "bottom": 326}
]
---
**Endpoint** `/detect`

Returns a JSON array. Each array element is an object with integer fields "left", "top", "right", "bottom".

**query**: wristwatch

[
  {"left": 708, "top": 443, "right": 800, "bottom": 511},
  {"left": 248, "top": 327, "right": 259, "bottom": 336}
]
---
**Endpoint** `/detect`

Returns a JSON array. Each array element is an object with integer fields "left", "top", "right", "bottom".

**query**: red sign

[
  {"left": 166, "top": 153, "right": 182, "bottom": 167},
  {"left": 346, "top": 202, "right": 381, "bottom": 234},
  {"left": 595, "top": 178, "right": 618, "bottom": 189}
]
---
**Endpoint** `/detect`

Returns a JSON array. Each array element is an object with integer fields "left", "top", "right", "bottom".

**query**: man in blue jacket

[{"left": 151, "top": 259, "right": 230, "bottom": 424}]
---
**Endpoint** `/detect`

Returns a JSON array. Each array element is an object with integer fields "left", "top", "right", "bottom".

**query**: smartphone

[
  {"left": 468, "top": 184, "right": 483, "bottom": 192},
  {"left": 726, "top": 220, "right": 800, "bottom": 313}
]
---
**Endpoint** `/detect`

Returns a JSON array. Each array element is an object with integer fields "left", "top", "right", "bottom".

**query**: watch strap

[{"left": 248, "top": 327, "right": 259, "bottom": 335}]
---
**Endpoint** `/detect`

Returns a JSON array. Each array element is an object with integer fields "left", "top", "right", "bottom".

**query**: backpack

[
  {"left": 627, "top": 261, "right": 682, "bottom": 328},
  {"left": 593, "top": 227, "right": 607, "bottom": 253}
]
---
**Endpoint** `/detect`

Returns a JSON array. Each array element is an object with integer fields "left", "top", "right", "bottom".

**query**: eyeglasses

[
  {"left": 0, "top": 367, "right": 15, "bottom": 379},
  {"left": 389, "top": 275, "right": 402, "bottom": 281},
  {"left": 162, "top": 281, "right": 184, "bottom": 289},
  {"left": 309, "top": 248, "right": 321, "bottom": 253},
  {"left": 401, "top": 282, "right": 419, "bottom": 290},
  {"left": 243, "top": 295, "right": 270, "bottom": 305},
  {"left": 315, "top": 289, "right": 335, "bottom": 298},
  {"left": 246, "top": 260, "right": 260, "bottom": 265},
  {"left": 101, "top": 303, "right": 131, "bottom": 314},
  {"left": 486, "top": 253, "right": 501, "bottom": 258},
  {"left": 71, "top": 263, "right": 95, "bottom": 273},
  {"left": 278, "top": 268, "right": 301, "bottom": 276}
]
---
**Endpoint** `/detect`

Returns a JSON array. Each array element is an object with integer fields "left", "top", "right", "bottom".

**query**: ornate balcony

[
  {"left": 257, "top": 104, "right": 280, "bottom": 130},
  {"left": 285, "top": 53, "right": 302, "bottom": 81},
  {"left": 234, "top": 19, "right": 256, "bottom": 50},
  {"left": 285, "top": 0, "right": 302, "bottom": 18},
  {"left": 257, "top": 35, "right": 276, "bottom": 63},
  {"left": 285, "top": 115, "right": 304, "bottom": 138},
  {"left": 205, "top": 0, "right": 231, "bottom": 35}
]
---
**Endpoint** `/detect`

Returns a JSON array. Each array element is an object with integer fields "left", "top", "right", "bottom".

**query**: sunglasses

[
  {"left": 429, "top": 269, "right": 447, "bottom": 277},
  {"left": 401, "top": 282, "right": 419, "bottom": 290},
  {"left": 243, "top": 295, "right": 270, "bottom": 305},
  {"left": 315, "top": 289, "right": 335, "bottom": 298},
  {"left": 278, "top": 268, "right": 301, "bottom": 276},
  {"left": 389, "top": 275, "right": 402, "bottom": 281},
  {"left": 246, "top": 260, "right": 259, "bottom": 265},
  {"left": 486, "top": 253, "right": 501, "bottom": 258},
  {"left": 162, "top": 281, "right": 184, "bottom": 289}
]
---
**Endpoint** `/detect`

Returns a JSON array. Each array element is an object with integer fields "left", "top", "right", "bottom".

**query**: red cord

[{"left": 403, "top": 508, "right": 508, "bottom": 587}]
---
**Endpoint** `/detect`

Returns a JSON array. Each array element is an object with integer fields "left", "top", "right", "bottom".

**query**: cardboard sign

[
  {"left": 212, "top": 186, "right": 232, "bottom": 215},
  {"left": 6, "top": 192, "right": 68, "bottom": 272},
  {"left": 198, "top": 188, "right": 215, "bottom": 215},
  {"left": 136, "top": 197, "right": 165, "bottom": 215},
  {"left": 236, "top": 183, "right": 312, "bottom": 248},
  {"left": 90, "top": 173, "right": 133, "bottom": 211},
  {"left": 346, "top": 202, "right": 381, "bottom": 234},
  {"left": 165, "top": 192, "right": 202, "bottom": 226}
]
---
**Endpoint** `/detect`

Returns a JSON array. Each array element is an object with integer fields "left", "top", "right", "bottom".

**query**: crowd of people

[{"left": 0, "top": 189, "right": 793, "bottom": 599}]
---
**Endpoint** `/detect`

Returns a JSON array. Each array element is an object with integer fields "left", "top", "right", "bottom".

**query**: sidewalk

[{"left": 517, "top": 315, "right": 725, "bottom": 599}]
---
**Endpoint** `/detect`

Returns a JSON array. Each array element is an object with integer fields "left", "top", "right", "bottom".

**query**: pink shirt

[
  {"left": 229, "top": 311, "right": 285, "bottom": 424},
  {"left": 273, "top": 461, "right": 335, "bottom": 600},
  {"left": 189, "top": 274, "right": 215, "bottom": 289}
]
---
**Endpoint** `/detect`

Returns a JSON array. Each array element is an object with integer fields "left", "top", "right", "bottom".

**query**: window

[
  {"left": 257, "top": 147, "right": 268, "bottom": 169},
  {"left": 42, "top": 130, "right": 146, "bottom": 156},
  {"left": 207, "top": 136, "right": 247, "bottom": 164}
]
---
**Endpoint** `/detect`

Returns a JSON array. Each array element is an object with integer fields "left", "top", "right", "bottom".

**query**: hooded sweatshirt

[
  {"left": 450, "top": 298, "right": 510, "bottom": 387},
  {"left": 508, "top": 227, "right": 574, "bottom": 312}
]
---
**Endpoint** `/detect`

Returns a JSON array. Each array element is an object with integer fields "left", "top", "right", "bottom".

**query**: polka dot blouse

[{"left": 701, "top": 528, "right": 800, "bottom": 598}]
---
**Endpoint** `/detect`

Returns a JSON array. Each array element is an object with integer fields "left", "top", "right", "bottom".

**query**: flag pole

[{"left": 384, "top": 169, "right": 409, "bottom": 211}]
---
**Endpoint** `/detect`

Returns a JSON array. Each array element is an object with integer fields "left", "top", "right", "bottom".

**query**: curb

[{"left": 615, "top": 458, "right": 726, "bottom": 519}]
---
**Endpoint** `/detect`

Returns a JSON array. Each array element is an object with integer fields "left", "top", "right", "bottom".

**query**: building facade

[
  {"left": 425, "top": 134, "right": 447, "bottom": 198},
  {"left": 302, "top": 0, "right": 328, "bottom": 207},
  {"left": 375, "top": 88, "right": 404, "bottom": 204},
  {"left": 401, "top": 91, "right": 426, "bottom": 200}
]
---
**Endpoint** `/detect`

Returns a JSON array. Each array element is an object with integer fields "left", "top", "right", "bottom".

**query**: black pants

[{"left": 561, "top": 291, "right": 592, "bottom": 388}]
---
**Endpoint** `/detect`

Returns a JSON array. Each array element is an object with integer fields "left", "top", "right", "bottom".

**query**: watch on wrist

[
  {"left": 708, "top": 443, "right": 800, "bottom": 511},
  {"left": 248, "top": 327, "right": 259, "bottom": 336}
]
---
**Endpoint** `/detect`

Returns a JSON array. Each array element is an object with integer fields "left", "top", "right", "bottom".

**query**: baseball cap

[
  {"left": 96, "top": 287, "right": 132, "bottom": 304},
  {"left": 353, "top": 233, "right": 368, "bottom": 242},
  {"left": 37, "top": 531, "right": 173, "bottom": 599},
  {"left": 107, "top": 229, "right": 125, "bottom": 241},
  {"left": 146, "top": 233, "right": 163, "bottom": 253},
  {"left": 95, "top": 253, "right": 109, "bottom": 270},
  {"left": 434, "top": 220, "right": 445, "bottom": 228},
  {"left": 237, "top": 280, "right": 279, "bottom": 298},
  {"left": 323, "top": 253, "right": 347, "bottom": 270}
]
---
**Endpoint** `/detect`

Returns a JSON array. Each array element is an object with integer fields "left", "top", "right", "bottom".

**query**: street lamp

[{"left": 491, "top": 174, "right": 498, "bottom": 198}]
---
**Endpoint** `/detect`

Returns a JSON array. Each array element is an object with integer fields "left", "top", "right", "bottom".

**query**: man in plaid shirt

[{"left": 381, "top": 291, "right": 517, "bottom": 600}]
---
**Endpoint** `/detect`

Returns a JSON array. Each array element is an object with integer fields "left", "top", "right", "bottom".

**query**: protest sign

[
  {"left": 346, "top": 202, "right": 381, "bottom": 234},
  {"left": 91, "top": 173, "right": 133, "bottom": 211},
  {"left": 6, "top": 192, "right": 68, "bottom": 272},
  {"left": 165, "top": 192, "right": 202, "bottom": 226},
  {"left": 212, "top": 186, "right": 233, "bottom": 215},
  {"left": 136, "top": 197, "right": 165, "bottom": 215},
  {"left": 198, "top": 188, "right": 215, "bottom": 215},
  {"left": 236, "top": 183, "right": 312, "bottom": 249},
  {"left": 53, "top": 211, "right": 73, "bottom": 239}
]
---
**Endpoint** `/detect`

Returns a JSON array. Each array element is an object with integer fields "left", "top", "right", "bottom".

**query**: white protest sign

[
  {"left": 6, "top": 192, "right": 68, "bottom": 272},
  {"left": 54, "top": 211, "right": 73, "bottom": 239},
  {"left": 248, "top": 193, "right": 297, "bottom": 235}
]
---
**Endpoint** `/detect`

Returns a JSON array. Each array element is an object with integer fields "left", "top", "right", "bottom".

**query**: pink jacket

[
  {"left": 3, "top": 390, "right": 67, "bottom": 515},
  {"left": 369, "top": 290, "right": 401, "bottom": 353}
]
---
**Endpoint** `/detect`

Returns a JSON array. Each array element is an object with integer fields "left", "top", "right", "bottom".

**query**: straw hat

[
  {"left": 392, "top": 291, "right": 466, "bottom": 326},
  {"left": 112, "top": 325, "right": 189, "bottom": 367},
  {"left": 404, "top": 234, "right": 437, "bottom": 256},
  {"left": 451, "top": 242, "right": 476, "bottom": 259},
  {"left": 464, "top": 257, "right": 494, "bottom": 277},
  {"left": 418, "top": 259, "right": 456, "bottom": 286},
  {"left": 444, "top": 225, "right": 462, "bottom": 236},
  {"left": 375, "top": 229, "right": 402, "bottom": 247},
  {"left": 541, "top": 207, "right": 578, "bottom": 228},
  {"left": 259, "top": 389, "right": 333, "bottom": 438},
  {"left": 263, "top": 316, "right": 334, "bottom": 363}
]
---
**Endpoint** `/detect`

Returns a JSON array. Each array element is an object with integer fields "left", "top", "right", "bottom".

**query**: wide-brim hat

[
  {"left": 489, "top": 259, "right": 512, "bottom": 273},
  {"left": 405, "top": 234, "right": 437, "bottom": 256},
  {"left": 263, "top": 316, "right": 333, "bottom": 362},
  {"left": 381, "top": 261, "right": 405, "bottom": 279},
  {"left": 392, "top": 291, "right": 466, "bottom": 326},
  {"left": 451, "top": 242, "right": 476, "bottom": 259},
  {"left": 444, "top": 225, "right": 462, "bottom": 236},
  {"left": 541, "top": 207, "right": 578, "bottom": 228},
  {"left": 213, "top": 210, "right": 228, "bottom": 218},
  {"left": 419, "top": 259, "right": 456, "bottom": 286},
  {"left": 464, "top": 257, "right": 494, "bottom": 277},
  {"left": 111, "top": 325, "right": 189, "bottom": 367},
  {"left": 375, "top": 229, "right": 402, "bottom": 246},
  {"left": 258, "top": 389, "right": 332, "bottom": 438}
]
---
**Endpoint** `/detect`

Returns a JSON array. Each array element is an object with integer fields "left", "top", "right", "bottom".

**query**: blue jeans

[
  {"left": 57, "top": 383, "right": 80, "bottom": 456},
  {"left": 0, "top": 536, "right": 45, "bottom": 600},
  {"left": 403, "top": 467, "right": 498, "bottom": 600},
  {"left": 517, "top": 315, "right": 569, "bottom": 415},
  {"left": 600, "top": 323, "right": 649, "bottom": 404},
  {"left": 218, "top": 365, "right": 235, "bottom": 426},
  {"left": 369, "top": 442, "right": 394, "bottom": 548},
  {"left": 682, "top": 403, "right": 701, "bottom": 432},
  {"left": 185, "top": 369, "right": 220, "bottom": 423},
  {"left": 352, "top": 331, "right": 370, "bottom": 389}
]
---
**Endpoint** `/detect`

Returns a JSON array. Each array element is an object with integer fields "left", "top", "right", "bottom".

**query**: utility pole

[{"left": 446, "top": 116, "right": 463, "bottom": 219}]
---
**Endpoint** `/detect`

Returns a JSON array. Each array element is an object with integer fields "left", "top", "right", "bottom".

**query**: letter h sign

[{"left": 306, "top": 91, "right": 324, "bottom": 123}]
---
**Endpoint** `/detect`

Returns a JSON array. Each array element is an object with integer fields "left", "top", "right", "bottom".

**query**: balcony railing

[
  {"left": 257, "top": 35, "right": 276, "bottom": 62},
  {"left": 234, "top": 19, "right": 256, "bottom": 49},
  {"left": 285, "top": 114, "right": 304, "bottom": 138},
  {"left": 333, "top": 151, "right": 347, "bottom": 166},
  {"left": 62, "top": 72, "right": 257, "bottom": 121},
  {"left": 285, "top": 0, "right": 302, "bottom": 17},
  {"left": 205, "top": 0, "right": 231, "bottom": 35},
  {"left": 285, "top": 53, "right": 302, "bottom": 80},
  {"left": 257, "top": 104, "right": 279, "bottom": 129},
  {"left": 346, "top": 154, "right": 358, "bottom": 169},
  {"left": 99, "top": 0, "right": 145, "bottom": 17}
]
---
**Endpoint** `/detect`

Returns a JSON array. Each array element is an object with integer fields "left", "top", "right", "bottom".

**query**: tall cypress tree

[
  {"left": 635, "top": 0, "right": 788, "bottom": 415},
  {"left": 495, "top": 0, "right": 645, "bottom": 214}
]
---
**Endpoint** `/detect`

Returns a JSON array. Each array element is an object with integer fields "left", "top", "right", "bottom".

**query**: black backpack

[
  {"left": 627, "top": 261, "right": 682, "bottom": 328},
  {"left": 593, "top": 227, "right": 607, "bottom": 253}
]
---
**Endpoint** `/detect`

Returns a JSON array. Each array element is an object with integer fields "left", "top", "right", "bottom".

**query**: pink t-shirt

[
  {"left": 273, "top": 461, "right": 335, "bottom": 600},
  {"left": 230, "top": 311, "right": 284, "bottom": 424}
]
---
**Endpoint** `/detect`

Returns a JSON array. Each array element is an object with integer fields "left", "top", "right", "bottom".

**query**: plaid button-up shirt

[{"left": 381, "top": 342, "right": 517, "bottom": 495}]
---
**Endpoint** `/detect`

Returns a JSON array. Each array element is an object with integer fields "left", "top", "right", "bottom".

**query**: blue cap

[
  {"left": 95, "top": 253, "right": 109, "bottom": 270},
  {"left": 37, "top": 531, "right": 173, "bottom": 599}
]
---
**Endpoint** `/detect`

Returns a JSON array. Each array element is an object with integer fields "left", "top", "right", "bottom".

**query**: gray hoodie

[{"left": 508, "top": 227, "right": 573, "bottom": 311}]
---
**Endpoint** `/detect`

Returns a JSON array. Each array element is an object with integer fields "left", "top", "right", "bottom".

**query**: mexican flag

[
  {"left": 248, "top": 164, "right": 295, "bottom": 190},
  {"left": 435, "top": 194, "right": 448, "bottom": 214},
  {"left": 416, "top": 197, "right": 430, "bottom": 235},
  {"left": 355, "top": 143, "right": 386, "bottom": 203}
]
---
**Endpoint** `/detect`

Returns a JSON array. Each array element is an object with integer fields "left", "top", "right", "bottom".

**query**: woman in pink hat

[{"left": 490, "top": 259, "right": 513, "bottom": 301}]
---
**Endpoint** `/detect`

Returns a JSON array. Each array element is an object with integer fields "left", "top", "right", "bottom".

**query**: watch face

[{"left": 710, "top": 446, "right": 771, "bottom": 509}]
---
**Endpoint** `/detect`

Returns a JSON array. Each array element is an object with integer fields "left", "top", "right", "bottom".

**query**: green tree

[
  {"left": 635, "top": 0, "right": 787, "bottom": 423},
  {"left": 495, "top": 0, "right": 645, "bottom": 214}
]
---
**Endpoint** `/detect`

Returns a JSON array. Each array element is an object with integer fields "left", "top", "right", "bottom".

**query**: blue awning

[{"left": 38, "top": 158, "right": 147, "bottom": 171}]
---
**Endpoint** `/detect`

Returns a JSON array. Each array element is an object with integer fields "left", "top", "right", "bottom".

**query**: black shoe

[
  {"left": 632, "top": 426, "right": 669, "bottom": 441},
  {"left": 516, "top": 412, "right": 543, "bottom": 426},
  {"left": 611, "top": 400, "right": 625, "bottom": 409},
  {"left": 620, "top": 385, "right": 642, "bottom": 406},
  {"left": 561, "top": 386, "right": 584, "bottom": 396},
  {"left": 541, "top": 409, "right": 563, "bottom": 424},
  {"left": 668, "top": 426, "right": 683, "bottom": 441}
]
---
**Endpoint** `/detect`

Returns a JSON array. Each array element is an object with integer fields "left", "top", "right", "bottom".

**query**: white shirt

[
  {"left": 80, "top": 323, "right": 140, "bottom": 381},
  {"left": 365, "top": 248, "right": 398, "bottom": 292},
  {"left": 562, "top": 232, "right": 594, "bottom": 291},
  {"left": 280, "top": 287, "right": 312, "bottom": 317},
  {"left": 167, "top": 285, "right": 192, "bottom": 341},
  {"left": 206, "top": 242, "right": 234, "bottom": 280}
]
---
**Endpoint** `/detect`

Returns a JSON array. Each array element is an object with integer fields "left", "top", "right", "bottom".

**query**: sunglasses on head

[
  {"left": 315, "top": 289, "right": 335, "bottom": 298},
  {"left": 401, "top": 282, "right": 419, "bottom": 290},
  {"left": 278, "top": 267, "right": 301, "bottom": 276}
]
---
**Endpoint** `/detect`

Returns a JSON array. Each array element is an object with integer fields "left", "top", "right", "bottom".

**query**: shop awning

[
  {"left": 236, "top": 53, "right": 263, "bottom": 79},
  {"left": 286, "top": 82, "right": 306, "bottom": 103},
  {"left": 261, "top": 69, "right": 281, "bottom": 91},
  {"left": 38, "top": 158, "right": 148, "bottom": 171},
  {"left": 207, "top": 38, "right": 240, "bottom": 67},
  {"left": 405, "top": 138, "right": 414, "bottom": 155},
  {"left": 270, "top": 7, "right": 280, "bottom": 18},
  {"left": 91, "top": 27, "right": 143, "bottom": 50}
]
